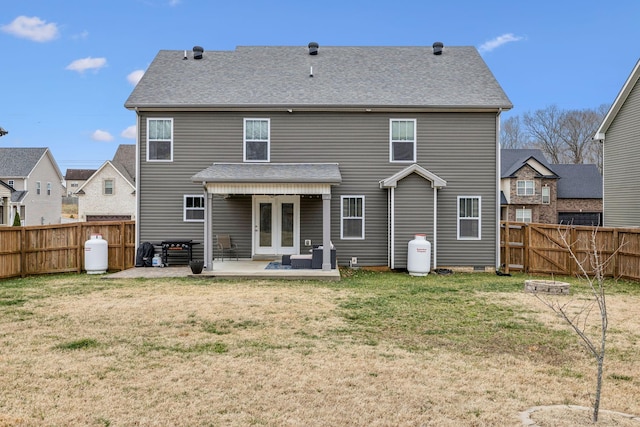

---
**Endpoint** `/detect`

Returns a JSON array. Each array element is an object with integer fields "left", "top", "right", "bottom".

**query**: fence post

[
  {"left": 569, "top": 226, "right": 576, "bottom": 277},
  {"left": 612, "top": 228, "right": 619, "bottom": 278},
  {"left": 76, "top": 222, "right": 83, "bottom": 273},
  {"left": 503, "top": 222, "right": 510, "bottom": 273},
  {"left": 20, "top": 227, "right": 26, "bottom": 278},
  {"left": 523, "top": 224, "right": 529, "bottom": 273}
]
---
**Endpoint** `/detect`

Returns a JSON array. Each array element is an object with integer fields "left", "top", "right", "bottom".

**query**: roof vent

[
  {"left": 193, "top": 46, "right": 204, "bottom": 60},
  {"left": 308, "top": 42, "right": 319, "bottom": 55},
  {"left": 433, "top": 42, "right": 443, "bottom": 55}
]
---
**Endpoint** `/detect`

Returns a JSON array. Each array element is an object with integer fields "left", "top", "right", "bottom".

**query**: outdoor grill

[{"left": 161, "top": 240, "right": 198, "bottom": 266}]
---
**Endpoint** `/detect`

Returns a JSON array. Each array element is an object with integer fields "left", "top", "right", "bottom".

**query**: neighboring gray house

[
  {"left": 0, "top": 147, "right": 65, "bottom": 226},
  {"left": 594, "top": 58, "right": 640, "bottom": 227},
  {"left": 65, "top": 169, "right": 97, "bottom": 196},
  {"left": 77, "top": 144, "right": 136, "bottom": 221},
  {"left": 501, "top": 149, "right": 602, "bottom": 225},
  {"left": 125, "top": 43, "right": 512, "bottom": 271}
]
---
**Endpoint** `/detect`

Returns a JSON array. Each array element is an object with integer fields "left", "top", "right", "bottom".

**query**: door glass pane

[
  {"left": 259, "top": 203, "right": 272, "bottom": 247},
  {"left": 281, "top": 203, "right": 294, "bottom": 247}
]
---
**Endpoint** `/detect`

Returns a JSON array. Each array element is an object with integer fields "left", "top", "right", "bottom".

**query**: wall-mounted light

[{"left": 0, "top": 127, "right": 8, "bottom": 137}]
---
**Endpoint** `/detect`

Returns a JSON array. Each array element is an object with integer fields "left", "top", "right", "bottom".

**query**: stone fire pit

[{"left": 524, "top": 279, "right": 570, "bottom": 294}]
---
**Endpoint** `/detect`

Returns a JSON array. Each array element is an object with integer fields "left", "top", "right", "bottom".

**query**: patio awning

[{"left": 191, "top": 163, "right": 342, "bottom": 195}]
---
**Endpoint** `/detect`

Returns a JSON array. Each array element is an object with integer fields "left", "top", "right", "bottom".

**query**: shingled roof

[
  {"left": 125, "top": 45, "right": 512, "bottom": 110},
  {"left": 553, "top": 164, "right": 603, "bottom": 199},
  {"left": 0, "top": 147, "right": 50, "bottom": 177}
]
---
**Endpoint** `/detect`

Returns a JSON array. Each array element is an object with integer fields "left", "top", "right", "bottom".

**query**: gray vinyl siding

[
  {"left": 137, "top": 110, "right": 498, "bottom": 267},
  {"left": 603, "top": 81, "right": 640, "bottom": 227},
  {"left": 393, "top": 173, "right": 435, "bottom": 269}
]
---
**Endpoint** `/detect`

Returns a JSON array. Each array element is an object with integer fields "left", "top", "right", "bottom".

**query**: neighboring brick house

[
  {"left": 77, "top": 144, "right": 136, "bottom": 221},
  {"left": 501, "top": 149, "right": 602, "bottom": 225}
]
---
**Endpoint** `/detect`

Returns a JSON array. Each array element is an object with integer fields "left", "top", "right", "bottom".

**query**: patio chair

[{"left": 215, "top": 234, "right": 238, "bottom": 261}]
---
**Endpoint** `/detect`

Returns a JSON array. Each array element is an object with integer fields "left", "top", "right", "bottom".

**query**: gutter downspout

[
  {"left": 496, "top": 108, "right": 503, "bottom": 270},
  {"left": 134, "top": 108, "right": 141, "bottom": 251},
  {"left": 433, "top": 187, "right": 438, "bottom": 269}
]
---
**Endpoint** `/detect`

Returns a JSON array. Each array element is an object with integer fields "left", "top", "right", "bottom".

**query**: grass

[{"left": 1, "top": 270, "right": 639, "bottom": 425}]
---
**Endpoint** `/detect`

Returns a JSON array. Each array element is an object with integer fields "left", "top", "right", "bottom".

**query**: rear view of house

[{"left": 125, "top": 43, "right": 512, "bottom": 271}]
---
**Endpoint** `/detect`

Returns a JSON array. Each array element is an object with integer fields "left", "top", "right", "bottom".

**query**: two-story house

[
  {"left": 76, "top": 144, "right": 136, "bottom": 221},
  {"left": 125, "top": 43, "right": 512, "bottom": 271},
  {"left": 64, "top": 169, "right": 97, "bottom": 196},
  {"left": 0, "top": 147, "right": 65, "bottom": 226},
  {"left": 594, "top": 58, "right": 640, "bottom": 227},
  {"left": 501, "top": 149, "right": 602, "bottom": 225}
]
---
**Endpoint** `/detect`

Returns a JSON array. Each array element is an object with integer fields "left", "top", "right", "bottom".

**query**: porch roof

[{"left": 191, "top": 163, "right": 342, "bottom": 195}]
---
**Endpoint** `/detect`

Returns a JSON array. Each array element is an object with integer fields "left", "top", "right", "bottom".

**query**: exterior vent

[
  {"left": 193, "top": 46, "right": 204, "bottom": 60},
  {"left": 308, "top": 42, "right": 319, "bottom": 55},
  {"left": 433, "top": 42, "right": 443, "bottom": 55}
]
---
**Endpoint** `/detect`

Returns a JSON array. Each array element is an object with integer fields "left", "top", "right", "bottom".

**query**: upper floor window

[
  {"left": 46, "top": 182, "right": 51, "bottom": 196},
  {"left": 542, "top": 186, "right": 550, "bottom": 204},
  {"left": 103, "top": 179, "right": 114, "bottom": 195},
  {"left": 517, "top": 180, "right": 535, "bottom": 196},
  {"left": 7, "top": 180, "right": 14, "bottom": 187},
  {"left": 184, "top": 195, "right": 205, "bottom": 222},
  {"left": 516, "top": 208, "right": 532, "bottom": 223},
  {"left": 244, "top": 119, "right": 270, "bottom": 162},
  {"left": 71, "top": 182, "right": 79, "bottom": 188},
  {"left": 457, "top": 196, "right": 481, "bottom": 240},
  {"left": 390, "top": 119, "right": 416, "bottom": 162},
  {"left": 36, "top": 181, "right": 41, "bottom": 195},
  {"left": 147, "top": 118, "right": 173, "bottom": 161},
  {"left": 341, "top": 196, "right": 365, "bottom": 239}
]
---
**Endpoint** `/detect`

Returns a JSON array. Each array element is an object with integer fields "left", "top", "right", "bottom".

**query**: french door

[{"left": 253, "top": 195, "right": 300, "bottom": 256}]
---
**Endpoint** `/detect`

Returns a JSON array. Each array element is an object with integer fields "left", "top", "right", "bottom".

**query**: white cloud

[
  {"left": 121, "top": 125, "right": 137, "bottom": 139},
  {"left": 479, "top": 33, "right": 523, "bottom": 53},
  {"left": 66, "top": 57, "right": 107, "bottom": 73},
  {"left": 1, "top": 16, "right": 59, "bottom": 42},
  {"left": 127, "top": 70, "right": 145, "bottom": 85},
  {"left": 92, "top": 130, "right": 114, "bottom": 142},
  {"left": 169, "top": 0, "right": 182, "bottom": 6}
]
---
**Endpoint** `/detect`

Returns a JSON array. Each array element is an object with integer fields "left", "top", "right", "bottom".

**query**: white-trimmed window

[
  {"left": 457, "top": 196, "right": 481, "bottom": 240},
  {"left": 542, "top": 186, "right": 550, "bottom": 204},
  {"left": 244, "top": 118, "right": 270, "bottom": 162},
  {"left": 46, "top": 182, "right": 51, "bottom": 196},
  {"left": 184, "top": 195, "right": 205, "bottom": 222},
  {"left": 36, "top": 181, "right": 41, "bottom": 195},
  {"left": 390, "top": 119, "right": 416, "bottom": 162},
  {"left": 517, "top": 180, "right": 534, "bottom": 196},
  {"left": 103, "top": 179, "right": 114, "bottom": 195},
  {"left": 7, "top": 180, "right": 14, "bottom": 187},
  {"left": 516, "top": 208, "right": 532, "bottom": 223},
  {"left": 147, "top": 118, "right": 173, "bottom": 161},
  {"left": 341, "top": 196, "right": 365, "bottom": 239}
]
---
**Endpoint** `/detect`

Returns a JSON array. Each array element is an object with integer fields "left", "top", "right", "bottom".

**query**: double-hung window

[
  {"left": 46, "top": 182, "right": 51, "bottom": 196},
  {"left": 36, "top": 181, "right": 41, "bottom": 195},
  {"left": 244, "top": 119, "right": 270, "bottom": 162},
  {"left": 341, "top": 196, "right": 365, "bottom": 239},
  {"left": 103, "top": 179, "right": 114, "bottom": 195},
  {"left": 457, "top": 196, "right": 481, "bottom": 240},
  {"left": 184, "top": 195, "right": 205, "bottom": 222},
  {"left": 390, "top": 119, "right": 416, "bottom": 162},
  {"left": 517, "top": 180, "right": 535, "bottom": 196},
  {"left": 147, "top": 118, "right": 173, "bottom": 161},
  {"left": 542, "top": 186, "right": 550, "bottom": 204}
]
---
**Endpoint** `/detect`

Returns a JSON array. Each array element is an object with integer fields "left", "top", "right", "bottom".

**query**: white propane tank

[
  {"left": 152, "top": 254, "right": 163, "bottom": 267},
  {"left": 407, "top": 234, "right": 431, "bottom": 276},
  {"left": 84, "top": 234, "right": 108, "bottom": 274}
]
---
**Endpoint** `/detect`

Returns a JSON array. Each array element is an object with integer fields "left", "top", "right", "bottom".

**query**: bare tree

[
  {"left": 523, "top": 105, "right": 566, "bottom": 163},
  {"left": 500, "top": 116, "right": 528, "bottom": 149},
  {"left": 533, "top": 228, "right": 624, "bottom": 422}
]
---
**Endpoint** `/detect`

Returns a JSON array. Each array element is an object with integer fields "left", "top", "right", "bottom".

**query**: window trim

[
  {"left": 341, "top": 195, "right": 365, "bottom": 240},
  {"left": 36, "top": 181, "right": 41, "bottom": 195},
  {"left": 103, "top": 179, "right": 114, "bottom": 195},
  {"left": 146, "top": 118, "right": 174, "bottom": 162},
  {"left": 542, "top": 186, "right": 550, "bottom": 204},
  {"left": 516, "top": 208, "right": 532, "bottom": 223},
  {"left": 516, "top": 180, "right": 535, "bottom": 196},
  {"left": 457, "top": 196, "right": 481, "bottom": 240},
  {"left": 7, "top": 180, "right": 14, "bottom": 187},
  {"left": 243, "top": 118, "right": 270, "bottom": 163},
  {"left": 184, "top": 195, "right": 205, "bottom": 222},
  {"left": 389, "top": 118, "right": 417, "bottom": 163},
  {"left": 46, "top": 182, "right": 51, "bottom": 196}
]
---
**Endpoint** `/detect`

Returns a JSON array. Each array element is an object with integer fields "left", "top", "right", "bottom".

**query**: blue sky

[{"left": 1, "top": 0, "right": 639, "bottom": 174}]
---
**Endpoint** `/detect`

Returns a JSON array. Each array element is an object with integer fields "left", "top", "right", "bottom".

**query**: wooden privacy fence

[
  {"left": 501, "top": 222, "right": 640, "bottom": 281},
  {"left": 0, "top": 221, "right": 136, "bottom": 279}
]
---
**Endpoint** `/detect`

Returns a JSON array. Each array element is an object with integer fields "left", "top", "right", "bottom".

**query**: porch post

[
  {"left": 322, "top": 193, "right": 331, "bottom": 271},
  {"left": 204, "top": 192, "right": 213, "bottom": 271}
]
